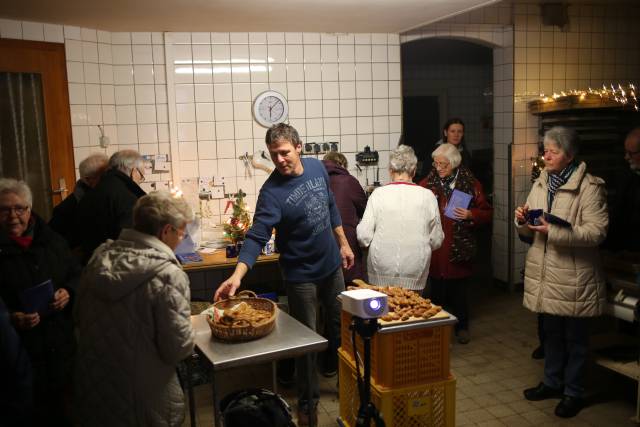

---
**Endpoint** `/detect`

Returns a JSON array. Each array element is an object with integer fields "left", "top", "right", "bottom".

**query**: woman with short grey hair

[
  {"left": 75, "top": 191, "right": 195, "bottom": 427},
  {"left": 431, "top": 142, "right": 462, "bottom": 170},
  {"left": 388, "top": 144, "right": 418, "bottom": 176},
  {"left": 357, "top": 145, "right": 444, "bottom": 291},
  {"left": 515, "top": 126, "right": 607, "bottom": 418}
]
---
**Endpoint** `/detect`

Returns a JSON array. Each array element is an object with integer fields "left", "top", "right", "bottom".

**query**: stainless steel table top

[{"left": 192, "top": 311, "right": 328, "bottom": 371}]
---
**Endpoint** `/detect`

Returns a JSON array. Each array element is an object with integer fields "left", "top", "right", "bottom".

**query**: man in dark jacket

[
  {"left": 74, "top": 149, "right": 146, "bottom": 263},
  {"left": 606, "top": 127, "right": 640, "bottom": 251},
  {"left": 49, "top": 153, "right": 108, "bottom": 247}
]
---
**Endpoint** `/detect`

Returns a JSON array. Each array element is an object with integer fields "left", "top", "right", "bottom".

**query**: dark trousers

[
  {"left": 428, "top": 277, "right": 469, "bottom": 331},
  {"left": 285, "top": 268, "right": 344, "bottom": 408},
  {"left": 542, "top": 314, "right": 589, "bottom": 398}
]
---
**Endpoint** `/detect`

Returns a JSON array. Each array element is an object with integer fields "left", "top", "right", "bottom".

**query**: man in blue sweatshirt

[{"left": 215, "top": 123, "right": 354, "bottom": 426}]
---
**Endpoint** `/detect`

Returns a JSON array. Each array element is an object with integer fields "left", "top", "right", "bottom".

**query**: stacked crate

[{"left": 338, "top": 310, "right": 456, "bottom": 427}]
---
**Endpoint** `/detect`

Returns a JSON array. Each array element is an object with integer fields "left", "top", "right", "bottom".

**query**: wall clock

[{"left": 253, "top": 90, "right": 289, "bottom": 128}]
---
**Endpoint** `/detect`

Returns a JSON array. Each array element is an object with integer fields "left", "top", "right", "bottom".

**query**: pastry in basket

[
  {"left": 349, "top": 279, "right": 442, "bottom": 322},
  {"left": 218, "top": 301, "right": 272, "bottom": 327},
  {"left": 204, "top": 291, "right": 278, "bottom": 342}
]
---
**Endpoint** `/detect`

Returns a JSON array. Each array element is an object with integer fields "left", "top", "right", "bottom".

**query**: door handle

[{"left": 52, "top": 177, "right": 68, "bottom": 197}]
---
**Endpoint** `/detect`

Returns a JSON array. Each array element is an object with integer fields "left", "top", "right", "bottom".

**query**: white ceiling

[{"left": 0, "top": 0, "right": 502, "bottom": 34}]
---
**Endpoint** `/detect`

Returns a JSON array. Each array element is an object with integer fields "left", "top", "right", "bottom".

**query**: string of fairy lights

[
  {"left": 537, "top": 83, "right": 638, "bottom": 111},
  {"left": 530, "top": 82, "right": 638, "bottom": 181}
]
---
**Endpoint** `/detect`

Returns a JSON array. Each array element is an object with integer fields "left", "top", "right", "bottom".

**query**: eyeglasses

[
  {"left": 134, "top": 167, "right": 145, "bottom": 182},
  {"left": 0, "top": 205, "right": 30, "bottom": 217},
  {"left": 432, "top": 161, "right": 451, "bottom": 169},
  {"left": 171, "top": 225, "right": 186, "bottom": 240}
]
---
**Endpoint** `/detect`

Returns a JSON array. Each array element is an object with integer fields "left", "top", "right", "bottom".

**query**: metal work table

[{"left": 189, "top": 312, "right": 328, "bottom": 427}]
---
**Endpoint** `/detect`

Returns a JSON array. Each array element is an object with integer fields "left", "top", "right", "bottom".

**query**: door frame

[{"left": 0, "top": 38, "right": 75, "bottom": 206}]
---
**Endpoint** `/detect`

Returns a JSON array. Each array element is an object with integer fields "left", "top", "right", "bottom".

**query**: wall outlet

[{"left": 211, "top": 186, "right": 225, "bottom": 199}]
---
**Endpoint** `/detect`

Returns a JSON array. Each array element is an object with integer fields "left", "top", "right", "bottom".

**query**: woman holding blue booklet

[{"left": 419, "top": 143, "right": 492, "bottom": 344}]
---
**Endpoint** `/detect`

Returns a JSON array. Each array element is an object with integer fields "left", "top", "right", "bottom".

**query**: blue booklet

[
  {"left": 444, "top": 189, "right": 473, "bottom": 220},
  {"left": 176, "top": 252, "right": 204, "bottom": 264},
  {"left": 19, "top": 279, "right": 54, "bottom": 316}
]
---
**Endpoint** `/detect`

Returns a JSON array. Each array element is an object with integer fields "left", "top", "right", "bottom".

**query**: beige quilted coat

[
  {"left": 74, "top": 229, "right": 194, "bottom": 427},
  {"left": 516, "top": 162, "right": 608, "bottom": 317}
]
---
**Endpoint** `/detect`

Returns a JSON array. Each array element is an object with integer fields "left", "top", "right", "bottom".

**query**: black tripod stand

[{"left": 351, "top": 316, "right": 385, "bottom": 427}]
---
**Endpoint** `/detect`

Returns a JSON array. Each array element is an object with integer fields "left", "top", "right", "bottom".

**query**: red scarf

[{"left": 9, "top": 234, "right": 33, "bottom": 249}]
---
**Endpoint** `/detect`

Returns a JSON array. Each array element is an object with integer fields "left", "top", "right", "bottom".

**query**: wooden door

[{"left": 0, "top": 38, "right": 75, "bottom": 214}]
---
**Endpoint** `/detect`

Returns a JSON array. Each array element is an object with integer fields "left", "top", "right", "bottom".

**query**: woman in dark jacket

[
  {"left": 0, "top": 178, "right": 81, "bottom": 426},
  {"left": 418, "top": 144, "right": 492, "bottom": 344},
  {"left": 323, "top": 152, "right": 367, "bottom": 284}
]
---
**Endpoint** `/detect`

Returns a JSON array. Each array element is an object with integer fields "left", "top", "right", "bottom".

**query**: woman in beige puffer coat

[
  {"left": 74, "top": 192, "right": 195, "bottom": 427},
  {"left": 514, "top": 126, "right": 608, "bottom": 419}
]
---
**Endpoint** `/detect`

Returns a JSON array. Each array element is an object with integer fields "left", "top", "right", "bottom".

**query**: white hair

[
  {"left": 108, "top": 150, "right": 144, "bottom": 175},
  {"left": 79, "top": 153, "right": 109, "bottom": 179},
  {"left": 544, "top": 126, "right": 579, "bottom": 158},
  {"left": 432, "top": 143, "right": 462, "bottom": 169},
  {"left": 389, "top": 145, "right": 418, "bottom": 175},
  {"left": 0, "top": 178, "right": 33, "bottom": 207},
  {"left": 133, "top": 191, "right": 194, "bottom": 236}
]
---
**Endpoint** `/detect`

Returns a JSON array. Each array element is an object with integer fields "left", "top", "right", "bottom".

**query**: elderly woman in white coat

[
  {"left": 357, "top": 145, "right": 444, "bottom": 291},
  {"left": 74, "top": 191, "right": 195, "bottom": 427},
  {"left": 515, "top": 126, "right": 608, "bottom": 419}
]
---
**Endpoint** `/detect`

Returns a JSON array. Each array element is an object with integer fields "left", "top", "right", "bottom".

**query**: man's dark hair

[{"left": 265, "top": 123, "right": 301, "bottom": 147}]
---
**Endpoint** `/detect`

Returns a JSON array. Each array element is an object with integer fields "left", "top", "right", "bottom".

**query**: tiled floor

[{"left": 184, "top": 285, "right": 639, "bottom": 426}]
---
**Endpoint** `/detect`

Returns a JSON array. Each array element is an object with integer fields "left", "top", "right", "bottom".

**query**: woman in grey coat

[{"left": 75, "top": 191, "right": 195, "bottom": 427}]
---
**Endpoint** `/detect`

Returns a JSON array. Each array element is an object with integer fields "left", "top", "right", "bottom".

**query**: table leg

[
  {"left": 634, "top": 378, "right": 639, "bottom": 423},
  {"left": 307, "top": 353, "right": 316, "bottom": 427},
  {"left": 187, "top": 354, "right": 197, "bottom": 427},
  {"left": 272, "top": 360, "right": 278, "bottom": 394},
  {"left": 212, "top": 370, "right": 222, "bottom": 427}
]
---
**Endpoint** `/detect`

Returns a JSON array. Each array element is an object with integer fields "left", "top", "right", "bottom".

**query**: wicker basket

[{"left": 206, "top": 290, "right": 277, "bottom": 342}]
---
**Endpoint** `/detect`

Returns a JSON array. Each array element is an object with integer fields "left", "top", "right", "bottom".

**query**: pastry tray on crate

[{"left": 340, "top": 310, "right": 455, "bottom": 389}]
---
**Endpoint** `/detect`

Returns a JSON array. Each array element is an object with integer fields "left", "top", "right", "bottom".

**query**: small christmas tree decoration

[{"left": 223, "top": 190, "right": 251, "bottom": 244}]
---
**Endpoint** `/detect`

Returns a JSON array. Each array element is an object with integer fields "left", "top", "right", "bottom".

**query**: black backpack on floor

[{"left": 220, "top": 388, "right": 296, "bottom": 427}]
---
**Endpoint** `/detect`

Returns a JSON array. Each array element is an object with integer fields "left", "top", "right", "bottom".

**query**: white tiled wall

[
  {"left": 0, "top": 19, "right": 402, "bottom": 224},
  {"left": 164, "top": 31, "right": 402, "bottom": 218}
]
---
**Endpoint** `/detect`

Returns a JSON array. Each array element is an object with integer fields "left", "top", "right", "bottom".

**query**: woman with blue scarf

[{"left": 515, "top": 126, "right": 608, "bottom": 419}]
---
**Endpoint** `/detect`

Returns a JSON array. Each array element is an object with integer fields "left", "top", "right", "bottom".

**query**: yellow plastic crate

[
  {"left": 338, "top": 351, "right": 456, "bottom": 427},
  {"left": 340, "top": 310, "right": 452, "bottom": 389}
]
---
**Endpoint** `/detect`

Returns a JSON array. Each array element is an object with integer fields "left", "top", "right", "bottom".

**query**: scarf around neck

[{"left": 547, "top": 163, "right": 576, "bottom": 209}]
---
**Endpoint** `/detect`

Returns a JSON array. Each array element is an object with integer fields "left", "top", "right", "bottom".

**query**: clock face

[{"left": 253, "top": 91, "right": 289, "bottom": 127}]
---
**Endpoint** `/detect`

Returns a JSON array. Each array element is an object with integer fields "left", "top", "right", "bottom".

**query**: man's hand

[
  {"left": 333, "top": 225, "right": 354, "bottom": 270},
  {"left": 214, "top": 277, "right": 241, "bottom": 301},
  {"left": 340, "top": 244, "right": 355, "bottom": 270},
  {"left": 11, "top": 311, "right": 40, "bottom": 330},
  {"left": 51, "top": 288, "right": 70, "bottom": 311},
  {"left": 214, "top": 262, "right": 249, "bottom": 302}
]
